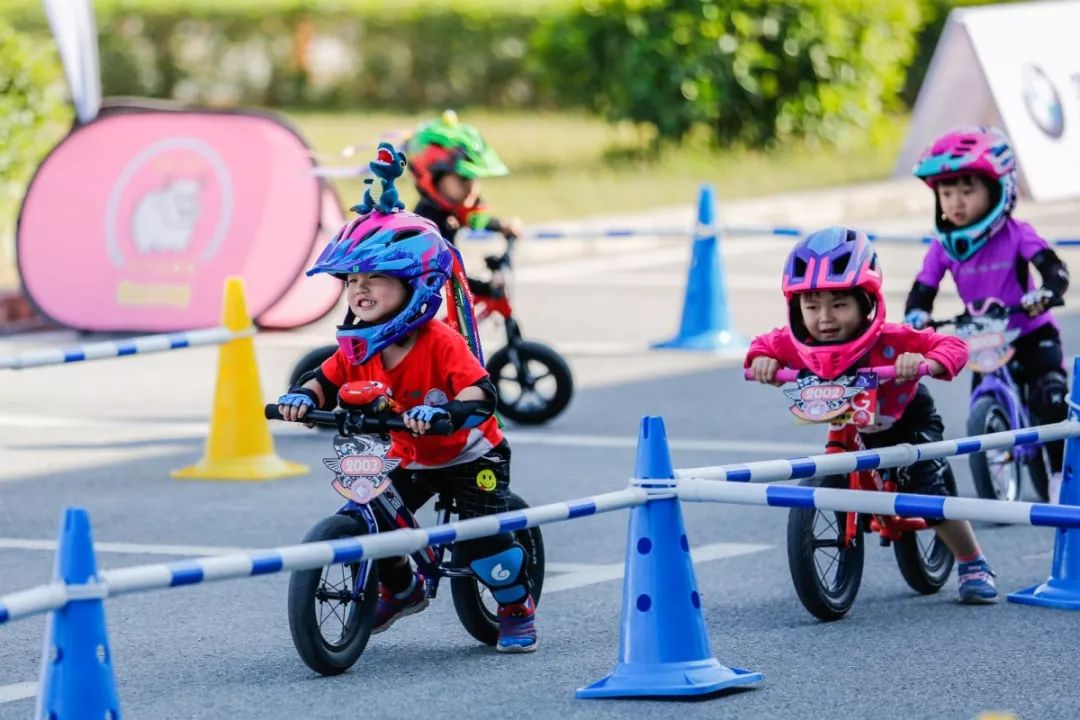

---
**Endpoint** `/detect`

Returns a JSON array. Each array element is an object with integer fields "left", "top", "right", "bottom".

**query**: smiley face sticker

[{"left": 476, "top": 469, "right": 498, "bottom": 492}]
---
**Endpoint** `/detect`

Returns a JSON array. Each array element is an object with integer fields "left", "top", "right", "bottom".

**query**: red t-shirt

[{"left": 321, "top": 321, "right": 503, "bottom": 469}]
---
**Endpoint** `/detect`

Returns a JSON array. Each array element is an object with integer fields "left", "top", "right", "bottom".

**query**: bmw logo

[{"left": 1022, "top": 64, "right": 1064, "bottom": 139}]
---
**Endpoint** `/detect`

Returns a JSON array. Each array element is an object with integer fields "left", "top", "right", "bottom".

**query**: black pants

[
  {"left": 376, "top": 441, "right": 516, "bottom": 588},
  {"left": 971, "top": 324, "right": 1067, "bottom": 472},
  {"left": 861, "top": 384, "right": 953, "bottom": 497}
]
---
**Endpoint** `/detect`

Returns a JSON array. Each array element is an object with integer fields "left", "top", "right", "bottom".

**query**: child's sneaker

[
  {"left": 958, "top": 558, "right": 998, "bottom": 604},
  {"left": 372, "top": 574, "right": 429, "bottom": 633},
  {"left": 496, "top": 595, "right": 538, "bottom": 653}
]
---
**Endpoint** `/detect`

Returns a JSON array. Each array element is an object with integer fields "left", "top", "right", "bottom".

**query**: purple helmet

[
  {"left": 781, "top": 227, "right": 885, "bottom": 379},
  {"left": 307, "top": 209, "right": 452, "bottom": 365}
]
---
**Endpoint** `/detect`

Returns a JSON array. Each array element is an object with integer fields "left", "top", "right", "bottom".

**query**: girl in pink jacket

[{"left": 745, "top": 226, "right": 997, "bottom": 603}]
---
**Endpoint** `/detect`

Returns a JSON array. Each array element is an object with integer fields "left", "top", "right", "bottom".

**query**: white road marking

[
  {"left": 544, "top": 541, "right": 772, "bottom": 593},
  {"left": 0, "top": 682, "right": 36, "bottom": 704}
]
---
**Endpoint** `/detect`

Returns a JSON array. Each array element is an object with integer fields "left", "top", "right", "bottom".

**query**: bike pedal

[{"left": 879, "top": 536, "right": 891, "bottom": 547}]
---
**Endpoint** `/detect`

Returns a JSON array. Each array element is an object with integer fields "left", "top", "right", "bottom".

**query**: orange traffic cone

[{"left": 172, "top": 277, "right": 307, "bottom": 481}]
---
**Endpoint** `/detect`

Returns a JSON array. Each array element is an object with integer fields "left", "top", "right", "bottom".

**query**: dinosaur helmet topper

[{"left": 351, "top": 142, "right": 408, "bottom": 216}]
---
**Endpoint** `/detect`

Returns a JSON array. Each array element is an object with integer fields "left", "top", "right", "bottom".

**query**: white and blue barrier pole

[
  {"left": 674, "top": 421, "right": 1080, "bottom": 482},
  {"left": 0, "top": 489, "right": 646, "bottom": 625},
  {"left": 1009, "top": 356, "right": 1080, "bottom": 609},
  {"left": 462, "top": 224, "right": 1080, "bottom": 247},
  {"left": 652, "top": 184, "right": 746, "bottom": 354},
  {"left": 677, "top": 479, "right": 1080, "bottom": 529},
  {"left": 0, "top": 326, "right": 254, "bottom": 370}
]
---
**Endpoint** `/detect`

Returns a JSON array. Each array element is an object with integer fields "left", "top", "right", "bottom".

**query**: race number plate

[
  {"left": 322, "top": 434, "right": 401, "bottom": 504},
  {"left": 785, "top": 371, "right": 878, "bottom": 427}
]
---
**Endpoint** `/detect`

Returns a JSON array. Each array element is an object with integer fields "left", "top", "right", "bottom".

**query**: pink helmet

[
  {"left": 782, "top": 227, "right": 885, "bottom": 379},
  {"left": 913, "top": 126, "right": 1017, "bottom": 262}
]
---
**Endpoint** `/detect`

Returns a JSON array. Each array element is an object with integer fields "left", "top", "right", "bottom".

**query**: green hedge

[
  {"left": 2, "top": 0, "right": 1021, "bottom": 146},
  {"left": 532, "top": 0, "right": 922, "bottom": 148},
  {"left": 3, "top": 0, "right": 567, "bottom": 109},
  {"left": 0, "top": 17, "right": 71, "bottom": 269}
]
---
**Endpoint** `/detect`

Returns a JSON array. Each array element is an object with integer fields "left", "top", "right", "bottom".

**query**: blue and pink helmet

[
  {"left": 782, "top": 227, "right": 885, "bottom": 379},
  {"left": 914, "top": 126, "right": 1017, "bottom": 262},
  {"left": 307, "top": 209, "right": 452, "bottom": 365}
]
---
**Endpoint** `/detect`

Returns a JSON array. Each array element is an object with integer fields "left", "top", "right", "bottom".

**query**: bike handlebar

[
  {"left": 927, "top": 296, "right": 1064, "bottom": 329},
  {"left": 743, "top": 363, "right": 933, "bottom": 384},
  {"left": 264, "top": 405, "right": 453, "bottom": 435}
]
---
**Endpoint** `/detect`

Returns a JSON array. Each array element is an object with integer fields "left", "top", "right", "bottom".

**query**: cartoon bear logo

[{"left": 130, "top": 177, "right": 203, "bottom": 254}]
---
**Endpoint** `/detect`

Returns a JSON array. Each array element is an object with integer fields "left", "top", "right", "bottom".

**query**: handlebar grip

[
  {"left": 743, "top": 362, "right": 933, "bottom": 383},
  {"left": 264, "top": 404, "right": 283, "bottom": 420},
  {"left": 743, "top": 368, "right": 801, "bottom": 383}
]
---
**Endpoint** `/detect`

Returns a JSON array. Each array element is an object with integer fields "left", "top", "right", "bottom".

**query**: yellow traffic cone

[{"left": 172, "top": 277, "right": 308, "bottom": 481}]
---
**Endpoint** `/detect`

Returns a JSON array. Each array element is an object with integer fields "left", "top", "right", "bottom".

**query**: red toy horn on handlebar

[{"left": 338, "top": 381, "right": 399, "bottom": 413}]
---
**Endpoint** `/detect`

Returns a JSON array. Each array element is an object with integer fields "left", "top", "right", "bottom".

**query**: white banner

[
  {"left": 44, "top": 0, "right": 101, "bottom": 123},
  {"left": 895, "top": 1, "right": 1080, "bottom": 201}
]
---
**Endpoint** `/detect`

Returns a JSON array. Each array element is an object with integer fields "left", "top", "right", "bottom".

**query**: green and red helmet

[{"left": 407, "top": 110, "right": 508, "bottom": 202}]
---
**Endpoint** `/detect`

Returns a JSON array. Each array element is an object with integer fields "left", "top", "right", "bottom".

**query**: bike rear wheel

[
  {"left": 968, "top": 396, "right": 1021, "bottom": 501},
  {"left": 787, "top": 474, "right": 864, "bottom": 621},
  {"left": 287, "top": 344, "right": 338, "bottom": 388},
  {"left": 450, "top": 492, "right": 546, "bottom": 645},
  {"left": 487, "top": 340, "right": 573, "bottom": 425},
  {"left": 893, "top": 467, "right": 957, "bottom": 594},
  {"left": 287, "top": 514, "right": 378, "bottom": 675}
]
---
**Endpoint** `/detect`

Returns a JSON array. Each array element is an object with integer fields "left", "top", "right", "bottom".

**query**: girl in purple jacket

[{"left": 904, "top": 126, "right": 1070, "bottom": 501}]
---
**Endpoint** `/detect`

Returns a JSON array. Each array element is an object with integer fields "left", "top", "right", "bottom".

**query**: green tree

[
  {"left": 0, "top": 17, "right": 71, "bottom": 273},
  {"left": 534, "top": 0, "right": 921, "bottom": 149}
]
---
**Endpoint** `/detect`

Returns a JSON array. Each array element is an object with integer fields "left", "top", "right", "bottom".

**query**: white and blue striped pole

[
  {"left": 677, "top": 479, "right": 1080, "bottom": 529},
  {"left": 674, "top": 421, "right": 1080, "bottom": 483},
  {"left": 0, "top": 488, "right": 646, "bottom": 625},
  {"left": 0, "top": 326, "right": 253, "bottom": 370},
  {"left": 1010, "top": 356, "right": 1080, "bottom": 609},
  {"left": 460, "top": 225, "right": 1080, "bottom": 247}
]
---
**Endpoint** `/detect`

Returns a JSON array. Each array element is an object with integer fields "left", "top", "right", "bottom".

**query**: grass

[
  {"left": 285, "top": 109, "right": 910, "bottom": 224},
  {"left": 0, "top": 109, "right": 909, "bottom": 288}
]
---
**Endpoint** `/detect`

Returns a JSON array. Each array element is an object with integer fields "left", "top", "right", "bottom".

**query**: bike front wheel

[
  {"left": 787, "top": 474, "right": 865, "bottom": 621},
  {"left": 450, "top": 492, "right": 546, "bottom": 645},
  {"left": 967, "top": 396, "right": 1021, "bottom": 501},
  {"left": 486, "top": 340, "right": 573, "bottom": 425},
  {"left": 287, "top": 514, "right": 378, "bottom": 675},
  {"left": 893, "top": 467, "right": 957, "bottom": 594}
]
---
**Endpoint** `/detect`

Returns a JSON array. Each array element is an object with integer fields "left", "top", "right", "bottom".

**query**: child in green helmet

[{"left": 406, "top": 110, "right": 522, "bottom": 294}]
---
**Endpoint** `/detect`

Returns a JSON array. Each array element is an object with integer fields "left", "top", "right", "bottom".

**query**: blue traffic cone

[
  {"left": 577, "top": 416, "right": 762, "bottom": 698},
  {"left": 1009, "top": 356, "right": 1080, "bottom": 609},
  {"left": 653, "top": 185, "right": 746, "bottom": 354},
  {"left": 36, "top": 507, "right": 121, "bottom": 718}
]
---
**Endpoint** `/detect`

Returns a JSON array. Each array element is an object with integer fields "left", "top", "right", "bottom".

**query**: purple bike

[{"left": 929, "top": 297, "right": 1062, "bottom": 502}]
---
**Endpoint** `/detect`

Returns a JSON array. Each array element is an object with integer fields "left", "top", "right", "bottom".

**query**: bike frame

[
  {"left": 828, "top": 423, "right": 929, "bottom": 546},
  {"left": 969, "top": 362, "right": 1039, "bottom": 463},
  {"left": 336, "top": 485, "right": 469, "bottom": 602}
]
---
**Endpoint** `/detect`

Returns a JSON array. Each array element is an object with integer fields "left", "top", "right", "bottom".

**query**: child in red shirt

[
  {"left": 277, "top": 198, "right": 538, "bottom": 652},
  {"left": 745, "top": 227, "right": 998, "bottom": 603}
]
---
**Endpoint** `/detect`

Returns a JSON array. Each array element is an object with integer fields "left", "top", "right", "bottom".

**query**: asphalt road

[{"left": 2, "top": 190, "right": 1080, "bottom": 719}]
